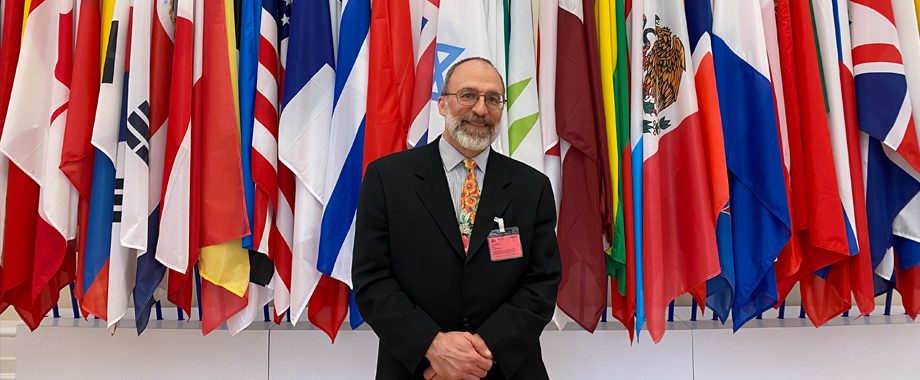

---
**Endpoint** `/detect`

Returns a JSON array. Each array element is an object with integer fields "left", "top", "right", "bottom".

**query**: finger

[
  {"left": 423, "top": 366, "right": 436, "bottom": 380},
  {"left": 466, "top": 362, "right": 488, "bottom": 378},
  {"left": 468, "top": 334, "right": 492, "bottom": 358},
  {"left": 472, "top": 355, "right": 493, "bottom": 372}
]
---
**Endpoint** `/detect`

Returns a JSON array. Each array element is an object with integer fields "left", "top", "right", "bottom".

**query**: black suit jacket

[{"left": 353, "top": 138, "right": 562, "bottom": 380}]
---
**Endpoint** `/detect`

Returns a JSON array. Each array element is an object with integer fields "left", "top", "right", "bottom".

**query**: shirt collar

[{"left": 439, "top": 136, "right": 490, "bottom": 173}]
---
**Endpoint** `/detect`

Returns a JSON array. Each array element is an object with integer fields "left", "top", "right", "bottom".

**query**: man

[{"left": 353, "top": 57, "right": 562, "bottom": 380}]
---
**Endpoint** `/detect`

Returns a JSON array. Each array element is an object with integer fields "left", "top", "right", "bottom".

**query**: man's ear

[{"left": 437, "top": 95, "right": 447, "bottom": 117}]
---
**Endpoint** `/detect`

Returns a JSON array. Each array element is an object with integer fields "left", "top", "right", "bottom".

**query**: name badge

[{"left": 488, "top": 217, "right": 523, "bottom": 261}]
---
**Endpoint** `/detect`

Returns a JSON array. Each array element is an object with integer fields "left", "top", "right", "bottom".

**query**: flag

[
  {"left": 273, "top": 166, "right": 295, "bottom": 323},
  {"left": 358, "top": 0, "right": 416, "bottom": 332},
  {"left": 711, "top": 0, "right": 792, "bottom": 331},
  {"left": 421, "top": 0, "right": 495, "bottom": 146},
  {"left": 765, "top": 0, "right": 802, "bottom": 308},
  {"left": 251, "top": 0, "right": 281, "bottom": 257},
  {"left": 60, "top": 0, "right": 101, "bottom": 315},
  {"left": 270, "top": 0, "right": 292, "bottom": 324},
  {"left": 801, "top": 0, "right": 860, "bottom": 327},
  {"left": 311, "top": 0, "right": 372, "bottom": 340},
  {"left": 366, "top": 0, "right": 413, "bottom": 168},
  {"left": 104, "top": 0, "right": 160, "bottom": 331},
  {"left": 685, "top": 0, "right": 733, "bottom": 324},
  {"left": 1, "top": 0, "right": 77, "bottom": 331},
  {"left": 597, "top": 0, "right": 637, "bottom": 339},
  {"left": 406, "top": 0, "right": 438, "bottom": 148},
  {"left": 597, "top": 0, "right": 623, "bottom": 314},
  {"left": 850, "top": 0, "right": 920, "bottom": 310},
  {"left": 626, "top": 0, "right": 647, "bottom": 337},
  {"left": 122, "top": 0, "right": 153, "bottom": 254},
  {"left": 636, "top": 0, "right": 721, "bottom": 343},
  {"left": 485, "top": 0, "right": 508, "bottom": 155},
  {"left": 228, "top": 0, "right": 274, "bottom": 335},
  {"left": 86, "top": 0, "right": 138, "bottom": 330},
  {"left": 0, "top": 0, "right": 25, "bottom": 313},
  {"left": 277, "top": 0, "right": 333, "bottom": 326},
  {"left": 537, "top": 0, "right": 569, "bottom": 331},
  {"left": 555, "top": 0, "right": 611, "bottom": 333},
  {"left": 196, "top": 0, "right": 252, "bottom": 335},
  {"left": 124, "top": 0, "right": 153, "bottom": 332},
  {"left": 161, "top": 0, "right": 196, "bottom": 316},
  {"left": 890, "top": 0, "right": 920, "bottom": 318},
  {"left": 503, "top": 0, "right": 541, "bottom": 172},
  {"left": 839, "top": 0, "right": 874, "bottom": 317},
  {"left": 133, "top": 0, "right": 174, "bottom": 334},
  {"left": 82, "top": 0, "right": 131, "bottom": 323}
]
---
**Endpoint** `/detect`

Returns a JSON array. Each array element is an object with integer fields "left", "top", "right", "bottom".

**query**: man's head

[{"left": 437, "top": 57, "right": 505, "bottom": 157}]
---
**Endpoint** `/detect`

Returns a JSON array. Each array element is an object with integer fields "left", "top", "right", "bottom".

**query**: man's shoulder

[
  {"left": 492, "top": 152, "right": 550, "bottom": 187},
  {"left": 367, "top": 143, "right": 437, "bottom": 171}
]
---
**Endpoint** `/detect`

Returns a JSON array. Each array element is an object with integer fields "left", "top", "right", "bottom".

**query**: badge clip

[{"left": 493, "top": 217, "right": 505, "bottom": 233}]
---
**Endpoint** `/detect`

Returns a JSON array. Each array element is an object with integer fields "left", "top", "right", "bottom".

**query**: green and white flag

[{"left": 502, "top": 0, "right": 543, "bottom": 170}]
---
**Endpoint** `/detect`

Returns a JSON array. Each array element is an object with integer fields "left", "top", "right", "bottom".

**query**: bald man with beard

[{"left": 353, "top": 57, "right": 561, "bottom": 380}]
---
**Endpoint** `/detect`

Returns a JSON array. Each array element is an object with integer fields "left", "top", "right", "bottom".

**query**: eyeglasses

[{"left": 442, "top": 88, "right": 506, "bottom": 110}]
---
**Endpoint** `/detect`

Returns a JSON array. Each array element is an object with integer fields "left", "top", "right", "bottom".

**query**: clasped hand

[{"left": 423, "top": 332, "right": 493, "bottom": 380}]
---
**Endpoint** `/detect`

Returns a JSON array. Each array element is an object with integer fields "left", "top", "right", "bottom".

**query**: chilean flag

[{"left": 685, "top": 0, "right": 733, "bottom": 324}]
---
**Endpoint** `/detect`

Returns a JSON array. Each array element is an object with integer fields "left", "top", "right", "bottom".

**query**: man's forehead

[{"left": 450, "top": 60, "right": 504, "bottom": 90}]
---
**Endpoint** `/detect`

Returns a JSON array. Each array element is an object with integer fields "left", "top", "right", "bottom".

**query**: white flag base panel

[{"left": 9, "top": 307, "right": 920, "bottom": 379}]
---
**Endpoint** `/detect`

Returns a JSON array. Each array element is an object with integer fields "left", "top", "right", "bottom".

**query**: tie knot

[{"left": 462, "top": 158, "right": 477, "bottom": 171}]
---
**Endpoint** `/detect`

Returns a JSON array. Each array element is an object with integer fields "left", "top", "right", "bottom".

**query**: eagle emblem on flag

[{"left": 642, "top": 15, "right": 686, "bottom": 135}]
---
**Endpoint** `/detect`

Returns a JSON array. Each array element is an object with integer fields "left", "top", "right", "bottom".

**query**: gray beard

[{"left": 446, "top": 112, "right": 498, "bottom": 153}]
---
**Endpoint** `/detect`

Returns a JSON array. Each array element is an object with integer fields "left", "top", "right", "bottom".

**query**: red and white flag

[
  {"left": 0, "top": 0, "right": 77, "bottom": 329},
  {"left": 161, "top": 0, "right": 196, "bottom": 315}
]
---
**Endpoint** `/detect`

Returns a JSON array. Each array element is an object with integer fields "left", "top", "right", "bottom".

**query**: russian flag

[{"left": 710, "top": 0, "right": 792, "bottom": 331}]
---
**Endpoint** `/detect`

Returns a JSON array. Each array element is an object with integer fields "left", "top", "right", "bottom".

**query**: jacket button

[{"left": 462, "top": 318, "right": 470, "bottom": 326}]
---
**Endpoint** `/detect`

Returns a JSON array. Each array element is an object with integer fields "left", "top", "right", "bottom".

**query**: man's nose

[{"left": 471, "top": 96, "right": 489, "bottom": 115}]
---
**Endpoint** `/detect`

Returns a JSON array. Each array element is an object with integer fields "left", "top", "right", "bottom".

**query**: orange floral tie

[{"left": 459, "top": 159, "right": 479, "bottom": 253}]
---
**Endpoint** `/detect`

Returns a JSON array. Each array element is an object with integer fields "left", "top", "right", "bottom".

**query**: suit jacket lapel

[
  {"left": 466, "top": 151, "right": 511, "bottom": 262},
  {"left": 415, "top": 140, "right": 465, "bottom": 259}
]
